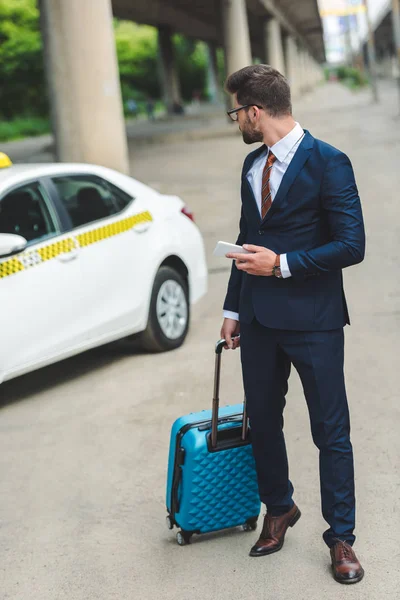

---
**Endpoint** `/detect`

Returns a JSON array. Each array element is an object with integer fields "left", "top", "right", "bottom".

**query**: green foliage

[
  {"left": 324, "top": 65, "right": 368, "bottom": 89},
  {"left": 0, "top": 0, "right": 48, "bottom": 119},
  {"left": 0, "top": 3, "right": 213, "bottom": 139},
  {"left": 336, "top": 66, "right": 368, "bottom": 88},
  {"left": 174, "top": 35, "right": 207, "bottom": 100},
  {"left": 115, "top": 20, "right": 160, "bottom": 104},
  {"left": 0, "top": 116, "right": 50, "bottom": 141},
  {"left": 115, "top": 24, "right": 210, "bottom": 103}
]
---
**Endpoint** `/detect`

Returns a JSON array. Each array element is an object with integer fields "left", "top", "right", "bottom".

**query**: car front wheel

[{"left": 139, "top": 266, "right": 190, "bottom": 352}]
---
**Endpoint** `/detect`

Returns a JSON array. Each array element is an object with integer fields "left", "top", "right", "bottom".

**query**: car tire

[{"left": 138, "top": 266, "right": 190, "bottom": 352}]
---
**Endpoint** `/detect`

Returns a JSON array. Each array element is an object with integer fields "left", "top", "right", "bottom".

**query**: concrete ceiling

[
  {"left": 276, "top": 0, "right": 325, "bottom": 59},
  {"left": 111, "top": 0, "right": 325, "bottom": 62}
]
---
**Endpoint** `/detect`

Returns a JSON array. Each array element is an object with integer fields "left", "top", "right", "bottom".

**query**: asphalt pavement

[{"left": 0, "top": 81, "right": 399, "bottom": 599}]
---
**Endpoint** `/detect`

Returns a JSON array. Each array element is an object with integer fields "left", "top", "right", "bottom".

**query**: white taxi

[{"left": 0, "top": 156, "right": 207, "bottom": 384}]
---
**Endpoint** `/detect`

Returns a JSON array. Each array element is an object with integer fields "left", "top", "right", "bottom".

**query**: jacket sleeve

[
  {"left": 286, "top": 152, "right": 365, "bottom": 278},
  {"left": 223, "top": 204, "right": 247, "bottom": 313}
]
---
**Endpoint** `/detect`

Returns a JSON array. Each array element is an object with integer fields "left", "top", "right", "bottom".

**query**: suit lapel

[
  {"left": 261, "top": 130, "right": 314, "bottom": 225},
  {"left": 242, "top": 144, "right": 267, "bottom": 178}
]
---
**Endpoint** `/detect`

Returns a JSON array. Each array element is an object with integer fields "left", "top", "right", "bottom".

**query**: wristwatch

[{"left": 272, "top": 254, "right": 283, "bottom": 279}]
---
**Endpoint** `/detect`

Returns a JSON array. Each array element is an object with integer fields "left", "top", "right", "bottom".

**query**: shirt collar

[{"left": 269, "top": 122, "right": 304, "bottom": 163}]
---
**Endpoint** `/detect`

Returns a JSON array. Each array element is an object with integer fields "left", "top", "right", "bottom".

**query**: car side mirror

[{"left": 0, "top": 233, "right": 27, "bottom": 257}]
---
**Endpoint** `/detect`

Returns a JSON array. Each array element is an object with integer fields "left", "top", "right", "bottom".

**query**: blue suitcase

[{"left": 166, "top": 339, "right": 261, "bottom": 545}]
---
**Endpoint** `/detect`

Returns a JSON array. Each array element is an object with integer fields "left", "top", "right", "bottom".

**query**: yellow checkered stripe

[
  {"left": 0, "top": 210, "right": 153, "bottom": 280},
  {"left": 38, "top": 238, "right": 76, "bottom": 262},
  {"left": 0, "top": 257, "right": 25, "bottom": 279},
  {"left": 76, "top": 211, "right": 152, "bottom": 247}
]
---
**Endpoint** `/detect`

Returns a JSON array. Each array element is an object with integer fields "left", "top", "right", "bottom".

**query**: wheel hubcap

[{"left": 156, "top": 279, "right": 188, "bottom": 340}]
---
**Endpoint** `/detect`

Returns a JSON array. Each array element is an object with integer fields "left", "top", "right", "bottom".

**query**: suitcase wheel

[
  {"left": 243, "top": 517, "right": 258, "bottom": 532},
  {"left": 166, "top": 515, "right": 174, "bottom": 530},
  {"left": 176, "top": 530, "right": 192, "bottom": 546}
]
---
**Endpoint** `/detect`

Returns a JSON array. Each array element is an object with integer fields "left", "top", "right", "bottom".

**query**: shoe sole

[{"left": 249, "top": 507, "right": 301, "bottom": 557}]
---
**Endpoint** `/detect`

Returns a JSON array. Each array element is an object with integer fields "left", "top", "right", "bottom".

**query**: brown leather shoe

[
  {"left": 249, "top": 504, "right": 301, "bottom": 557},
  {"left": 330, "top": 540, "right": 364, "bottom": 584}
]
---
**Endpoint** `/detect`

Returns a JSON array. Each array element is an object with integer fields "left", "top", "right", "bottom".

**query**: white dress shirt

[{"left": 224, "top": 122, "right": 305, "bottom": 322}]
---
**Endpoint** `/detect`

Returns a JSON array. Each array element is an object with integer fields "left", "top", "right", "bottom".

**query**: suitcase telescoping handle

[{"left": 211, "top": 337, "right": 249, "bottom": 448}]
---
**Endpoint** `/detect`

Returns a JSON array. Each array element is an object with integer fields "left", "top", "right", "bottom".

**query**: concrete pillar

[
  {"left": 383, "top": 53, "right": 393, "bottom": 78},
  {"left": 305, "top": 53, "right": 313, "bottom": 90},
  {"left": 306, "top": 55, "right": 312, "bottom": 87},
  {"left": 306, "top": 54, "right": 314, "bottom": 89},
  {"left": 392, "top": 54, "right": 400, "bottom": 78},
  {"left": 285, "top": 36, "right": 300, "bottom": 99},
  {"left": 313, "top": 60, "right": 320, "bottom": 85},
  {"left": 221, "top": 0, "right": 252, "bottom": 76},
  {"left": 317, "top": 61, "right": 324, "bottom": 84},
  {"left": 265, "top": 18, "right": 286, "bottom": 76},
  {"left": 158, "top": 26, "right": 182, "bottom": 114},
  {"left": 313, "top": 60, "right": 321, "bottom": 85},
  {"left": 40, "top": 0, "right": 129, "bottom": 173},
  {"left": 307, "top": 54, "right": 315, "bottom": 88},
  {"left": 298, "top": 48, "right": 309, "bottom": 94},
  {"left": 206, "top": 43, "right": 221, "bottom": 104}
]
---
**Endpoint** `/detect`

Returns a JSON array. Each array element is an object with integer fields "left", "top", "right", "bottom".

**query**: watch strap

[{"left": 273, "top": 254, "right": 282, "bottom": 278}]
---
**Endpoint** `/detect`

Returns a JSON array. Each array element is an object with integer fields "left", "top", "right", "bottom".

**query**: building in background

[{"left": 319, "top": 0, "right": 391, "bottom": 64}]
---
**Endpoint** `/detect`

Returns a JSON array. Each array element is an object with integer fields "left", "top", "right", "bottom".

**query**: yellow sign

[
  {"left": 0, "top": 152, "right": 12, "bottom": 168},
  {"left": 320, "top": 4, "right": 366, "bottom": 18}
]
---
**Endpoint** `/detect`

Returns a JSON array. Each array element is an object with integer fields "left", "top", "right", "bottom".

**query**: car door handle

[
  {"left": 57, "top": 249, "right": 79, "bottom": 263},
  {"left": 132, "top": 223, "right": 151, "bottom": 234}
]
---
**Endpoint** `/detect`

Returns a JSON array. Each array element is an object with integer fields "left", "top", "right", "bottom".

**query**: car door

[
  {"left": 0, "top": 179, "right": 86, "bottom": 380},
  {"left": 50, "top": 173, "right": 154, "bottom": 342}
]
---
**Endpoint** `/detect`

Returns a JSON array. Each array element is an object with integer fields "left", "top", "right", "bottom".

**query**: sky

[{"left": 317, "top": 0, "right": 392, "bottom": 63}]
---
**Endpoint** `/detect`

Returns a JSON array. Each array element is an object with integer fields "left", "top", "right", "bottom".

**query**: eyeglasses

[{"left": 227, "top": 104, "right": 264, "bottom": 122}]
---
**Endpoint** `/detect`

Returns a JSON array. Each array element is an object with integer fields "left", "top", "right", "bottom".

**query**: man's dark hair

[{"left": 225, "top": 64, "right": 292, "bottom": 118}]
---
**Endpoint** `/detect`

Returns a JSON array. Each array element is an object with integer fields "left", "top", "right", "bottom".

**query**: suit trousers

[{"left": 240, "top": 318, "right": 356, "bottom": 548}]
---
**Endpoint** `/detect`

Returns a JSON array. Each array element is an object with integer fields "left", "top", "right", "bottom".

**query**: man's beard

[{"left": 240, "top": 117, "right": 263, "bottom": 144}]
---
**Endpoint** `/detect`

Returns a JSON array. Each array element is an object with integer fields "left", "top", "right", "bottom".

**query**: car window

[
  {"left": 52, "top": 175, "right": 134, "bottom": 228},
  {"left": 0, "top": 181, "right": 56, "bottom": 243}
]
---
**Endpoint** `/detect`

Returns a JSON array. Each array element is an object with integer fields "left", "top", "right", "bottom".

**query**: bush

[
  {"left": 335, "top": 66, "right": 368, "bottom": 88},
  {"left": 0, "top": 117, "right": 50, "bottom": 142},
  {"left": 0, "top": 0, "right": 48, "bottom": 119}
]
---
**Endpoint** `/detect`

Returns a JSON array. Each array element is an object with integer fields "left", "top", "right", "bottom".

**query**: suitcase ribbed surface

[{"left": 182, "top": 443, "right": 260, "bottom": 532}]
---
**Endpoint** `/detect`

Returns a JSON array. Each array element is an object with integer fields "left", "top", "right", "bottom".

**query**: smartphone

[{"left": 213, "top": 241, "right": 252, "bottom": 257}]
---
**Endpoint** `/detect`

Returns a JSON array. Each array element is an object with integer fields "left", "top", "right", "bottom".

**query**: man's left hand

[{"left": 226, "top": 244, "right": 276, "bottom": 276}]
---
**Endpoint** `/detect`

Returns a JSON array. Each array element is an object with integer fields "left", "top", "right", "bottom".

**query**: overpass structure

[
  {"left": 365, "top": 1, "right": 399, "bottom": 79},
  {"left": 39, "top": 0, "right": 325, "bottom": 173}
]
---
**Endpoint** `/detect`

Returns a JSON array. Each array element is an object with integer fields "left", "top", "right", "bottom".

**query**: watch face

[{"left": 274, "top": 266, "right": 282, "bottom": 278}]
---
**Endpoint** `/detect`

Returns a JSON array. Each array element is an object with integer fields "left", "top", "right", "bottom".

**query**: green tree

[
  {"left": 0, "top": 0, "right": 47, "bottom": 119},
  {"left": 114, "top": 20, "right": 160, "bottom": 104},
  {"left": 115, "top": 22, "right": 209, "bottom": 104},
  {"left": 0, "top": 1, "right": 211, "bottom": 125},
  {"left": 174, "top": 35, "right": 207, "bottom": 101}
]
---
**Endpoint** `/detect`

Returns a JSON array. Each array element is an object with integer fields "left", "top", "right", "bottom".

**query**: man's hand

[
  {"left": 220, "top": 318, "right": 240, "bottom": 350},
  {"left": 227, "top": 244, "right": 277, "bottom": 276}
]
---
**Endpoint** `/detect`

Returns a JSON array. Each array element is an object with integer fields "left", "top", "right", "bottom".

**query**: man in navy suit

[{"left": 220, "top": 65, "right": 365, "bottom": 584}]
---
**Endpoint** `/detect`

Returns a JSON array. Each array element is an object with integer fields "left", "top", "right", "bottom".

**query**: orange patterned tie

[{"left": 261, "top": 151, "right": 276, "bottom": 219}]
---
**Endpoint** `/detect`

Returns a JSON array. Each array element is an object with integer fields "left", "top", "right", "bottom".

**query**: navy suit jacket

[{"left": 223, "top": 130, "right": 365, "bottom": 331}]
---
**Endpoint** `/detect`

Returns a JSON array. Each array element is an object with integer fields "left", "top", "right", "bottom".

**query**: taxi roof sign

[{"left": 0, "top": 152, "right": 12, "bottom": 168}]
